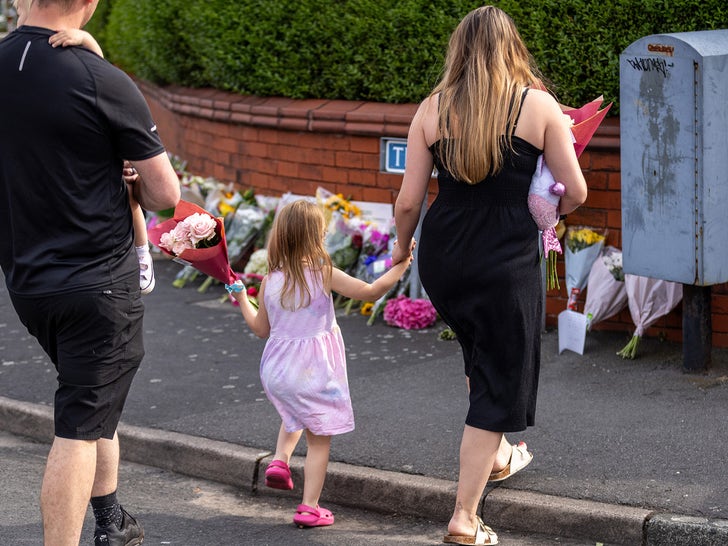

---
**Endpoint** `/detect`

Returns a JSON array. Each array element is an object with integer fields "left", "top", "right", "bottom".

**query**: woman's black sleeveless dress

[{"left": 418, "top": 132, "right": 542, "bottom": 433}]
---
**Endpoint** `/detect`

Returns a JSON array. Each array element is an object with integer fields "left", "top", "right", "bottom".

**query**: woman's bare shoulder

[{"left": 525, "top": 88, "right": 560, "bottom": 110}]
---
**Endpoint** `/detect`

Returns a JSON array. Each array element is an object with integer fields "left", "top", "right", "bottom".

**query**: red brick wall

[{"left": 138, "top": 80, "right": 728, "bottom": 347}]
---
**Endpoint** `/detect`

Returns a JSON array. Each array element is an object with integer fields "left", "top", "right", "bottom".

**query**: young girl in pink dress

[{"left": 228, "top": 199, "right": 413, "bottom": 528}]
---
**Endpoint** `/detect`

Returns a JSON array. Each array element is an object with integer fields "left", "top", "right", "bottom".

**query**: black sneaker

[{"left": 94, "top": 506, "right": 144, "bottom": 546}]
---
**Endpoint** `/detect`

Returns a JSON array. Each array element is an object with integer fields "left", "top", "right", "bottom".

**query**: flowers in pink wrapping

[
  {"left": 528, "top": 96, "right": 612, "bottom": 290},
  {"left": 383, "top": 295, "right": 437, "bottom": 330},
  {"left": 159, "top": 212, "right": 219, "bottom": 255}
]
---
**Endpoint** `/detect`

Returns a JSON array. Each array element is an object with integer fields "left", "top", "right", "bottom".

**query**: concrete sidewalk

[{"left": 2, "top": 258, "right": 728, "bottom": 545}]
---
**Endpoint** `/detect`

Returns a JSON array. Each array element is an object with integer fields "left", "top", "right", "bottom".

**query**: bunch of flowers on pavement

[
  {"left": 382, "top": 295, "right": 437, "bottom": 330},
  {"left": 353, "top": 220, "right": 394, "bottom": 283},
  {"left": 316, "top": 186, "right": 361, "bottom": 224},
  {"left": 148, "top": 168, "right": 446, "bottom": 332},
  {"left": 564, "top": 225, "right": 606, "bottom": 311},
  {"left": 324, "top": 211, "right": 364, "bottom": 276},
  {"left": 584, "top": 246, "right": 627, "bottom": 331},
  {"left": 617, "top": 274, "right": 682, "bottom": 359},
  {"left": 244, "top": 248, "right": 268, "bottom": 276},
  {"left": 343, "top": 219, "right": 396, "bottom": 315}
]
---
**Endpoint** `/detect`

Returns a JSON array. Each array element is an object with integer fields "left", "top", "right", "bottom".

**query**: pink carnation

[{"left": 383, "top": 295, "right": 437, "bottom": 330}]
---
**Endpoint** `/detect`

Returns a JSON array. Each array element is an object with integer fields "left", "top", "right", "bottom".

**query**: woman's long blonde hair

[
  {"left": 433, "top": 6, "right": 542, "bottom": 184},
  {"left": 266, "top": 200, "right": 332, "bottom": 310}
]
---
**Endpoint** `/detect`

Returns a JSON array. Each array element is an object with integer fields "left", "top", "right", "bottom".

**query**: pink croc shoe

[
  {"left": 293, "top": 504, "right": 334, "bottom": 528},
  {"left": 264, "top": 459, "right": 293, "bottom": 490}
]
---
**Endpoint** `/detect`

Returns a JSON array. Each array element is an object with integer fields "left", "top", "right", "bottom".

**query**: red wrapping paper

[{"left": 564, "top": 96, "right": 612, "bottom": 157}]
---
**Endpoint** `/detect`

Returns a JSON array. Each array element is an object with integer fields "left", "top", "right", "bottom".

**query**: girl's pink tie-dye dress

[{"left": 260, "top": 269, "right": 354, "bottom": 435}]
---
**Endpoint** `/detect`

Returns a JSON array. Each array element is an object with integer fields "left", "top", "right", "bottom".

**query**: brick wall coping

[{"left": 138, "top": 79, "right": 620, "bottom": 150}]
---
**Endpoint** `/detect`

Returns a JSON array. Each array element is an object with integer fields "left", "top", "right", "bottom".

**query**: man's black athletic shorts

[{"left": 10, "top": 276, "right": 144, "bottom": 440}]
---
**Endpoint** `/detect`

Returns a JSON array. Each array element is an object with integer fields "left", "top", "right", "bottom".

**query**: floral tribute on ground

[
  {"left": 617, "top": 275, "right": 682, "bottom": 359},
  {"left": 564, "top": 225, "right": 606, "bottom": 312},
  {"left": 584, "top": 246, "right": 627, "bottom": 331},
  {"left": 383, "top": 295, "right": 437, "bottom": 330},
  {"left": 148, "top": 159, "right": 434, "bottom": 331}
]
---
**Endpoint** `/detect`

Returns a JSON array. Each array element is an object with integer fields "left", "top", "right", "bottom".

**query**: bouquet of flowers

[
  {"left": 564, "top": 226, "right": 606, "bottom": 311},
  {"left": 528, "top": 96, "right": 612, "bottom": 290},
  {"left": 244, "top": 248, "right": 269, "bottom": 276},
  {"left": 528, "top": 155, "right": 566, "bottom": 289},
  {"left": 148, "top": 200, "right": 237, "bottom": 285},
  {"left": 325, "top": 212, "right": 364, "bottom": 273},
  {"left": 316, "top": 186, "right": 361, "bottom": 224},
  {"left": 353, "top": 220, "right": 393, "bottom": 283},
  {"left": 225, "top": 202, "right": 266, "bottom": 267},
  {"left": 617, "top": 275, "right": 682, "bottom": 359},
  {"left": 584, "top": 246, "right": 627, "bottom": 331},
  {"left": 383, "top": 295, "right": 437, "bottom": 330}
]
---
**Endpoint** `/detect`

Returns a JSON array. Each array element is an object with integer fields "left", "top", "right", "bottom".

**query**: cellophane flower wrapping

[
  {"left": 324, "top": 211, "right": 363, "bottom": 273},
  {"left": 353, "top": 219, "right": 393, "bottom": 283},
  {"left": 617, "top": 274, "right": 682, "bottom": 359},
  {"left": 316, "top": 186, "right": 361, "bottom": 225},
  {"left": 148, "top": 200, "right": 237, "bottom": 285},
  {"left": 225, "top": 202, "right": 265, "bottom": 267},
  {"left": 383, "top": 295, "right": 437, "bottom": 330},
  {"left": 584, "top": 246, "right": 627, "bottom": 331},
  {"left": 564, "top": 226, "right": 606, "bottom": 311},
  {"left": 528, "top": 155, "right": 565, "bottom": 290}
]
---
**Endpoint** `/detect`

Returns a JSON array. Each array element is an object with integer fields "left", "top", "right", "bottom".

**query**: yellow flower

[
  {"left": 360, "top": 302, "right": 374, "bottom": 316},
  {"left": 324, "top": 193, "right": 361, "bottom": 218},
  {"left": 218, "top": 201, "right": 236, "bottom": 217},
  {"left": 566, "top": 228, "right": 605, "bottom": 253}
]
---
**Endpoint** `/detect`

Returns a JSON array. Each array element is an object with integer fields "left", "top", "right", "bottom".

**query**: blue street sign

[{"left": 381, "top": 138, "right": 407, "bottom": 174}]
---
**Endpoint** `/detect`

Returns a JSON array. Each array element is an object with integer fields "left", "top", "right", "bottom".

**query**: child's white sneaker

[{"left": 137, "top": 245, "right": 155, "bottom": 295}]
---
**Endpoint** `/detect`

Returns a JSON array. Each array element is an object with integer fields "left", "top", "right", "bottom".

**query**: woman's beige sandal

[
  {"left": 443, "top": 516, "right": 498, "bottom": 545},
  {"left": 488, "top": 442, "right": 533, "bottom": 483}
]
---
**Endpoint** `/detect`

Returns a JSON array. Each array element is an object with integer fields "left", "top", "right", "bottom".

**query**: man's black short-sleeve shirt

[{"left": 0, "top": 26, "right": 166, "bottom": 295}]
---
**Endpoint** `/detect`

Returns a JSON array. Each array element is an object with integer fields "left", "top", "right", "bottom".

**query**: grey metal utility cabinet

[{"left": 620, "top": 29, "right": 728, "bottom": 371}]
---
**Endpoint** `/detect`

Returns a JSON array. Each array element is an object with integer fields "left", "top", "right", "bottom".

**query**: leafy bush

[{"left": 98, "top": 0, "right": 728, "bottom": 112}]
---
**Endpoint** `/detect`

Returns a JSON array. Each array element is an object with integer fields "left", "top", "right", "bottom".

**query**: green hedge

[{"left": 94, "top": 1, "right": 727, "bottom": 113}]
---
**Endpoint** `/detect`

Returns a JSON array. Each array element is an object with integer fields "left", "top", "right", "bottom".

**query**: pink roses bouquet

[
  {"left": 158, "top": 212, "right": 219, "bottom": 255},
  {"left": 148, "top": 200, "right": 237, "bottom": 285},
  {"left": 383, "top": 295, "right": 437, "bottom": 330}
]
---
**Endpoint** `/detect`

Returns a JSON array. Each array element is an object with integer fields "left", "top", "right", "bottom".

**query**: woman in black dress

[{"left": 392, "top": 6, "right": 588, "bottom": 544}]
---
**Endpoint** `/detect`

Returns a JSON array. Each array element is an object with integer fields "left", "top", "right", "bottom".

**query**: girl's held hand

[
  {"left": 225, "top": 280, "right": 247, "bottom": 301},
  {"left": 48, "top": 29, "right": 84, "bottom": 48},
  {"left": 392, "top": 238, "right": 416, "bottom": 265},
  {"left": 122, "top": 161, "right": 139, "bottom": 185}
]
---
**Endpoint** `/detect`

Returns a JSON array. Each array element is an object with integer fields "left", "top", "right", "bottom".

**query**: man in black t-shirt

[{"left": 0, "top": 1, "right": 180, "bottom": 544}]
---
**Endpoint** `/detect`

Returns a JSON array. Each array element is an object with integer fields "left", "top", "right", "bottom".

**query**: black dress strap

[{"left": 510, "top": 87, "right": 530, "bottom": 133}]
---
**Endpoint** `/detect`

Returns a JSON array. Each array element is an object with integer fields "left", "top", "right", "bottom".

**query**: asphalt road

[{"left": 0, "top": 431, "right": 589, "bottom": 546}]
